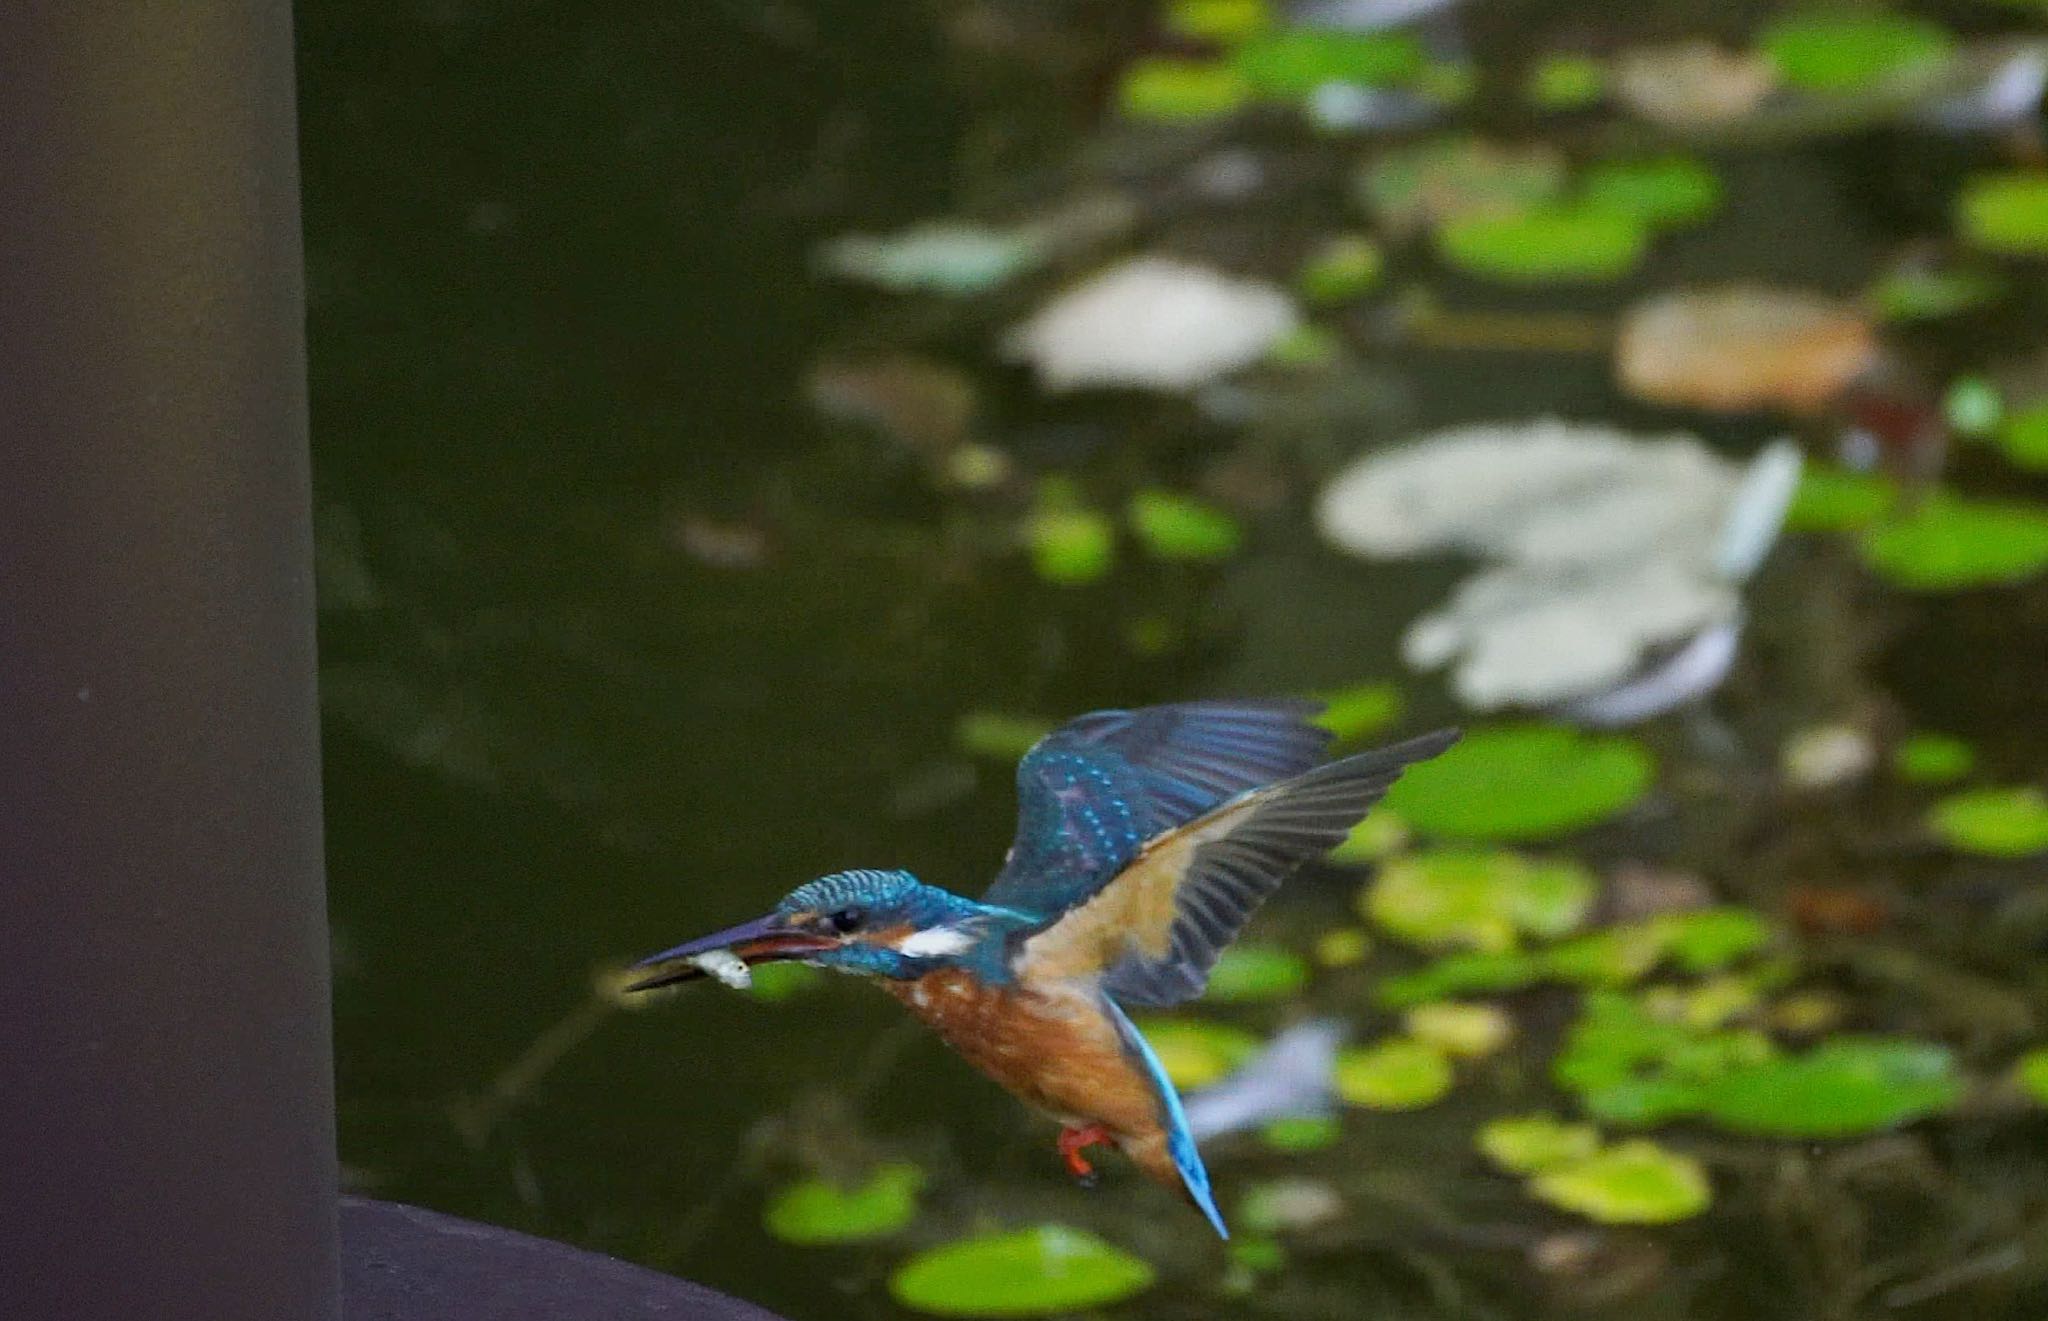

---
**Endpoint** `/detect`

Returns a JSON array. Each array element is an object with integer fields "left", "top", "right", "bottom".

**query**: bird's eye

[{"left": 826, "top": 908, "right": 864, "bottom": 934}]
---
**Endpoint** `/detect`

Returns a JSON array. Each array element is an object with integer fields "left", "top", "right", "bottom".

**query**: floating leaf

[
  {"left": 1698, "top": 1038, "right": 1963, "bottom": 1137},
  {"left": 1617, "top": 285, "right": 1876, "bottom": 413},
  {"left": 2015, "top": 1048, "right": 2048, "bottom": 1105},
  {"left": 1027, "top": 509, "right": 1115, "bottom": 586},
  {"left": 1312, "top": 681, "right": 1404, "bottom": 743},
  {"left": 1237, "top": 1178, "right": 1343, "bottom": 1233},
  {"left": 954, "top": 712, "right": 1053, "bottom": 760},
  {"left": 1204, "top": 946, "right": 1310, "bottom": 1002},
  {"left": 890, "top": 1226, "right": 1156, "bottom": 1317},
  {"left": 1233, "top": 30, "right": 1427, "bottom": 96},
  {"left": 1331, "top": 805, "right": 1411, "bottom": 862},
  {"left": 1958, "top": 171, "right": 2048, "bottom": 255},
  {"left": 1118, "top": 58, "right": 1254, "bottom": 122},
  {"left": 1365, "top": 849, "right": 1597, "bottom": 951},
  {"left": 1404, "top": 1001, "right": 1514, "bottom": 1058},
  {"left": 1759, "top": 13, "right": 1955, "bottom": 93},
  {"left": 1384, "top": 724, "right": 1654, "bottom": 841},
  {"left": 1871, "top": 267, "right": 2005, "bottom": 323},
  {"left": 1581, "top": 157, "right": 1722, "bottom": 228},
  {"left": 1946, "top": 375, "right": 2005, "bottom": 439},
  {"left": 764, "top": 1164, "right": 924, "bottom": 1245},
  {"left": 1313, "top": 927, "right": 1372, "bottom": 968},
  {"left": 1334, "top": 1038, "right": 1454, "bottom": 1109},
  {"left": 1133, "top": 1019, "right": 1262, "bottom": 1089},
  {"left": 1860, "top": 494, "right": 2048, "bottom": 590},
  {"left": 1527, "top": 54, "right": 1606, "bottom": 109},
  {"left": 1659, "top": 907, "right": 1773, "bottom": 972},
  {"left": 1377, "top": 949, "right": 1548, "bottom": 1007},
  {"left": 1529, "top": 1139, "right": 1710, "bottom": 1224},
  {"left": 1357, "top": 137, "right": 1568, "bottom": 232},
  {"left": 1555, "top": 991, "right": 1775, "bottom": 1125},
  {"left": 1478, "top": 1114, "right": 1601, "bottom": 1175},
  {"left": 1892, "top": 733, "right": 1976, "bottom": 785},
  {"left": 1127, "top": 490, "right": 1243, "bottom": 561},
  {"left": 1436, "top": 206, "right": 1649, "bottom": 283},
  {"left": 1614, "top": 40, "right": 1776, "bottom": 126},
  {"left": 1261, "top": 1115, "right": 1342, "bottom": 1152},
  {"left": 1784, "top": 465, "right": 1897, "bottom": 532},
  {"left": 1264, "top": 322, "right": 1341, "bottom": 369},
  {"left": 1928, "top": 786, "right": 2048, "bottom": 857},
  {"left": 1998, "top": 400, "right": 2048, "bottom": 470},
  {"left": 1296, "top": 235, "right": 1383, "bottom": 304},
  {"left": 1165, "top": 0, "right": 1271, "bottom": 45}
]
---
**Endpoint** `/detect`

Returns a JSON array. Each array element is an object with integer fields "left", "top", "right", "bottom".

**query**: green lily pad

[
  {"left": 1132, "top": 1018, "right": 1262, "bottom": 1089},
  {"left": 1436, "top": 205, "right": 1649, "bottom": 283},
  {"left": 1784, "top": 465, "right": 1898, "bottom": 532},
  {"left": 954, "top": 712, "right": 1053, "bottom": 760},
  {"left": 1928, "top": 786, "right": 2048, "bottom": 857},
  {"left": 1529, "top": 1139, "right": 1711, "bottom": 1224},
  {"left": 1527, "top": 54, "right": 1606, "bottom": 109},
  {"left": 1404, "top": 1001, "right": 1514, "bottom": 1058},
  {"left": 1119, "top": 58, "right": 1254, "bottom": 123},
  {"left": 1365, "top": 848, "right": 1597, "bottom": 951},
  {"left": 1027, "top": 508, "right": 1115, "bottom": 586},
  {"left": 1891, "top": 733, "right": 1976, "bottom": 785},
  {"left": 1334, "top": 1037, "right": 1454, "bottom": 1109},
  {"left": 1477, "top": 1113, "right": 1601, "bottom": 1175},
  {"left": 1356, "top": 137, "right": 1568, "bottom": 232},
  {"left": 1296, "top": 235, "right": 1384, "bottom": 305},
  {"left": 1331, "top": 805, "right": 1411, "bottom": 862},
  {"left": 1871, "top": 268, "right": 2005, "bottom": 323},
  {"left": 748, "top": 961, "right": 826, "bottom": 1002},
  {"left": 1758, "top": 12, "right": 1955, "bottom": 93},
  {"left": 764, "top": 1163, "right": 924, "bottom": 1245},
  {"left": 1313, "top": 926, "right": 1372, "bottom": 967},
  {"left": 1998, "top": 400, "right": 2048, "bottom": 470},
  {"left": 1237, "top": 1178, "right": 1343, "bottom": 1234},
  {"left": 1233, "top": 29, "right": 1427, "bottom": 96},
  {"left": 1958, "top": 171, "right": 2048, "bottom": 255},
  {"left": 1698, "top": 1038, "right": 1963, "bottom": 1137},
  {"left": 1204, "top": 945, "right": 1310, "bottom": 1002},
  {"left": 1555, "top": 991, "right": 1775, "bottom": 1126},
  {"left": 1127, "top": 490, "right": 1242, "bottom": 561},
  {"left": 890, "top": 1225, "right": 1156, "bottom": 1317},
  {"left": 1260, "top": 1114, "right": 1343, "bottom": 1152},
  {"left": 1376, "top": 949, "right": 1547, "bottom": 1007},
  {"left": 1947, "top": 375, "right": 2005, "bottom": 438},
  {"left": 1581, "top": 156, "right": 1722, "bottom": 228},
  {"left": 1312, "top": 680, "right": 1404, "bottom": 743},
  {"left": 2014, "top": 1048, "right": 2048, "bottom": 1104},
  {"left": 1384, "top": 724, "right": 1654, "bottom": 841},
  {"left": 1859, "top": 494, "right": 2048, "bottom": 590},
  {"left": 1165, "top": 0, "right": 1272, "bottom": 44},
  {"left": 1659, "top": 907, "right": 1773, "bottom": 972}
]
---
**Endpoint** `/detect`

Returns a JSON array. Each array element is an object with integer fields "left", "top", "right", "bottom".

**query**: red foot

[{"left": 1058, "top": 1124, "right": 1113, "bottom": 1188}]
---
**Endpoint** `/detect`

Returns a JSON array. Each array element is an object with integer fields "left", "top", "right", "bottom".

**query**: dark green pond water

[{"left": 304, "top": 2, "right": 2048, "bottom": 1318}]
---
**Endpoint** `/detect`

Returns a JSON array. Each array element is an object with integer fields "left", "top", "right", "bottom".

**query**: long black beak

[{"left": 624, "top": 913, "right": 842, "bottom": 992}]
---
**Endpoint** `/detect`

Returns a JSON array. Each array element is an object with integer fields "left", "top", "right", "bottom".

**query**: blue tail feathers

[{"left": 1102, "top": 996, "right": 1230, "bottom": 1239}]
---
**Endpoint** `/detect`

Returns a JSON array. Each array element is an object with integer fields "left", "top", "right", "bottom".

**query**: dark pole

[{"left": 0, "top": 5, "right": 339, "bottom": 1320}]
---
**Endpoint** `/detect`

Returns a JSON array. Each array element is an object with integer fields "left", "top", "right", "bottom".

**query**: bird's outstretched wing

[
  {"left": 1015, "top": 731, "right": 1458, "bottom": 1007},
  {"left": 981, "top": 700, "right": 1332, "bottom": 919}
]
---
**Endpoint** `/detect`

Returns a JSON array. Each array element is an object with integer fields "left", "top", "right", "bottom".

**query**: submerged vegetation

[{"left": 312, "top": 0, "right": 2048, "bottom": 1316}]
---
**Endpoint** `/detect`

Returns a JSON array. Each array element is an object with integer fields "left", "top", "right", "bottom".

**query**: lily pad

[
  {"left": 1204, "top": 945, "right": 1310, "bottom": 1002},
  {"left": 1616, "top": 286, "right": 1877, "bottom": 414},
  {"left": 1477, "top": 1113, "right": 1602, "bottom": 1175},
  {"left": 1384, "top": 724, "right": 1654, "bottom": 841},
  {"left": 1581, "top": 157, "right": 1722, "bottom": 228},
  {"left": 1859, "top": 494, "right": 2048, "bottom": 590},
  {"left": 1296, "top": 235, "right": 1383, "bottom": 305},
  {"left": 1998, "top": 400, "right": 2048, "bottom": 470},
  {"left": 1759, "top": 13, "right": 1955, "bottom": 93},
  {"left": 1127, "top": 490, "right": 1242, "bottom": 562},
  {"left": 1133, "top": 1019, "right": 1263, "bottom": 1089},
  {"left": 1165, "top": 0, "right": 1271, "bottom": 45},
  {"left": 1233, "top": 30, "right": 1427, "bottom": 96},
  {"left": 1870, "top": 267, "right": 2005, "bottom": 323},
  {"left": 1949, "top": 375, "right": 2005, "bottom": 438},
  {"left": 1529, "top": 1139, "right": 1711, "bottom": 1224},
  {"left": 1312, "top": 681, "right": 1403, "bottom": 743},
  {"left": 1313, "top": 927, "right": 1372, "bottom": 967},
  {"left": 1958, "top": 171, "right": 2048, "bottom": 255},
  {"left": 1784, "top": 465, "right": 1898, "bottom": 532},
  {"left": 1698, "top": 1038, "right": 1963, "bottom": 1137},
  {"left": 1331, "top": 805, "right": 1411, "bottom": 862},
  {"left": 1365, "top": 848, "right": 1597, "bottom": 951},
  {"left": 1555, "top": 991, "right": 1776, "bottom": 1126},
  {"left": 1119, "top": 58, "right": 1254, "bottom": 122},
  {"left": 764, "top": 1163, "right": 924, "bottom": 1245},
  {"left": 1376, "top": 949, "right": 1548, "bottom": 1007},
  {"left": 1928, "top": 786, "right": 2048, "bottom": 857},
  {"left": 1527, "top": 54, "right": 1606, "bottom": 109},
  {"left": 1260, "top": 1115, "right": 1342, "bottom": 1152},
  {"left": 1404, "top": 1001, "right": 1514, "bottom": 1058},
  {"left": 1891, "top": 733, "right": 1976, "bottom": 785},
  {"left": 1028, "top": 509, "right": 1115, "bottom": 586},
  {"left": 890, "top": 1225, "right": 1156, "bottom": 1317},
  {"left": 1334, "top": 1037, "right": 1454, "bottom": 1109},
  {"left": 2015, "top": 1048, "right": 2048, "bottom": 1105},
  {"left": 1436, "top": 206, "right": 1649, "bottom": 284},
  {"left": 1357, "top": 137, "right": 1568, "bottom": 232}
]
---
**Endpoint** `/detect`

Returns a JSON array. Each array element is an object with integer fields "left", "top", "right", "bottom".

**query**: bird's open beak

[{"left": 624, "top": 914, "right": 842, "bottom": 992}]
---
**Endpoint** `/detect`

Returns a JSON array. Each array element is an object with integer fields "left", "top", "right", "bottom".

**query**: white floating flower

[{"left": 1006, "top": 256, "right": 1301, "bottom": 393}]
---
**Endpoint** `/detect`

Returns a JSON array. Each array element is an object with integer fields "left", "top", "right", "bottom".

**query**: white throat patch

[{"left": 895, "top": 925, "right": 975, "bottom": 959}]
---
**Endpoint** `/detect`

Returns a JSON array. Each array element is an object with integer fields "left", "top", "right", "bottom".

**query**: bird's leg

[{"left": 1058, "top": 1123, "right": 1112, "bottom": 1188}]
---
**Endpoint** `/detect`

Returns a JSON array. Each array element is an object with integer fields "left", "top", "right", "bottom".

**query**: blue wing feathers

[{"left": 1103, "top": 996, "right": 1229, "bottom": 1239}]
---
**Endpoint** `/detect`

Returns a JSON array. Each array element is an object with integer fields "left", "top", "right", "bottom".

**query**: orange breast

[{"left": 882, "top": 970, "right": 1164, "bottom": 1142}]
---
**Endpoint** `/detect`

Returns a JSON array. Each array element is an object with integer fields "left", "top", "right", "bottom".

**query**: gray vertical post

[{"left": 0, "top": 5, "right": 339, "bottom": 1320}]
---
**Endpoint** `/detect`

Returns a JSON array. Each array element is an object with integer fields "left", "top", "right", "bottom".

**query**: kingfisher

[{"left": 628, "top": 700, "right": 1455, "bottom": 1237}]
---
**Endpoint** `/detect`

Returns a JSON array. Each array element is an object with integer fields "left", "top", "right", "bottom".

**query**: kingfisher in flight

[{"left": 628, "top": 700, "right": 1455, "bottom": 1237}]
